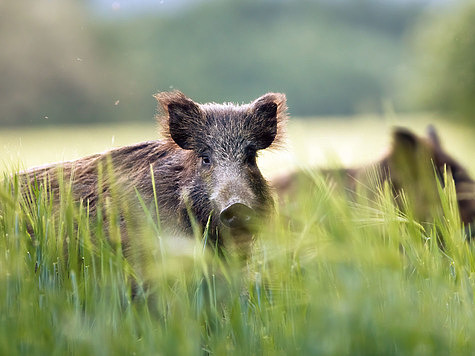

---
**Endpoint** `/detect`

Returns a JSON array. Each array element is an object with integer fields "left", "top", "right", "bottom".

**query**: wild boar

[
  {"left": 272, "top": 126, "right": 475, "bottom": 239},
  {"left": 20, "top": 91, "right": 288, "bottom": 252}
]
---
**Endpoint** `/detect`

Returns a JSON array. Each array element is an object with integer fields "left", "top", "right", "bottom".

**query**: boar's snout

[{"left": 219, "top": 203, "right": 256, "bottom": 230}]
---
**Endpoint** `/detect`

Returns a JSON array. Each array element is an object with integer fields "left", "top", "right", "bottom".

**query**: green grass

[{"left": 1, "top": 117, "right": 475, "bottom": 355}]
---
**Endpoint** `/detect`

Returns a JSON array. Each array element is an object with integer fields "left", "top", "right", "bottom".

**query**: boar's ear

[
  {"left": 154, "top": 91, "right": 203, "bottom": 150},
  {"left": 250, "top": 93, "right": 287, "bottom": 150},
  {"left": 387, "top": 127, "right": 422, "bottom": 183},
  {"left": 426, "top": 124, "right": 442, "bottom": 150},
  {"left": 392, "top": 127, "right": 419, "bottom": 152},
  {"left": 390, "top": 127, "right": 419, "bottom": 160}
]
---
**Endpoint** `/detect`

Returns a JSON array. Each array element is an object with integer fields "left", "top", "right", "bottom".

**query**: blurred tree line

[
  {"left": 0, "top": 1, "right": 127, "bottom": 126},
  {"left": 408, "top": 2, "right": 475, "bottom": 124},
  {"left": 1, "top": 0, "right": 471, "bottom": 126}
]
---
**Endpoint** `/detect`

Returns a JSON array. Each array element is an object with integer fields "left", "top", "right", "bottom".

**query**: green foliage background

[
  {"left": 408, "top": 2, "right": 475, "bottom": 123},
  {"left": 0, "top": 0, "right": 424, "bottom": 126}
]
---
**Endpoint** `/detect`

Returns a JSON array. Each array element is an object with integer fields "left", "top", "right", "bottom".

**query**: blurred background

[{"left": 1, "top": 0, "right": 474, "bottom": 173}]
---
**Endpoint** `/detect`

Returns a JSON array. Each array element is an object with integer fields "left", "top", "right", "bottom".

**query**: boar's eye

[{"left": 200, "top": 154, "right": 212, "bottom": 167}]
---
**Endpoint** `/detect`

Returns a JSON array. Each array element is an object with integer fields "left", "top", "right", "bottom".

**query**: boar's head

[{"left": 155, "top": 91, "right": 287, "bottom": 246}]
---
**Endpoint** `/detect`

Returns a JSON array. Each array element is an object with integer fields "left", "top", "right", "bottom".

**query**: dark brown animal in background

[
  {"left": 21, "top": 91, "right": 288, "bottom": 251},
  {"left": 273, "top": 126, "right": 475, "bottom": 239}
]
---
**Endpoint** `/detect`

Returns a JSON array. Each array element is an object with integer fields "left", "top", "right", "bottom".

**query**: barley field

[{"left": 0, "top": 116, "right": 474, "bottom": 355}]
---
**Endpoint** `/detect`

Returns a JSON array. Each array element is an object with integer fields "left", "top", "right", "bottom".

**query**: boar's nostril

[{"left": 219, "top": 203, "right": 255, "bottom": 229}]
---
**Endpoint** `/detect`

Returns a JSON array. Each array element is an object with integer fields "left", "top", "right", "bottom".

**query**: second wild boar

[{"left": 272, "top": 126, "right": 475, "bottom": 240}]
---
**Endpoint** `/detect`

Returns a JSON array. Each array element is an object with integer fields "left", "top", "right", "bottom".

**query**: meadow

[{"left": 0, "top": 116, "right": 475, "bottom": 355}]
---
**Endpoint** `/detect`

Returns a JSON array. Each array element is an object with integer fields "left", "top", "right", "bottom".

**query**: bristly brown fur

[{"left": 154, "top": 90, "right": 288, "bottom": 149}]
